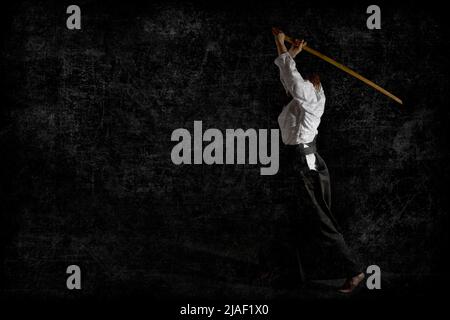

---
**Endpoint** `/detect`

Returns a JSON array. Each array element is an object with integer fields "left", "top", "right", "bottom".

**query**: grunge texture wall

[{"left": 0, "top": 0, "right": 448, "bottom": 300}]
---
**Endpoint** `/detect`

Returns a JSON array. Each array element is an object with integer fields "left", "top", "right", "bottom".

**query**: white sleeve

[{"left": 274, "top": 52, "right": 307, "bottom": 99}]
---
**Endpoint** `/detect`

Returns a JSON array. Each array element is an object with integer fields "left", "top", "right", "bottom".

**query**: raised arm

[
  {"left": 272, "top": 28, "right": 310, "bottom": 100},
  {"left": 272, "top": 27, "right": 288, "bottom": 56}
]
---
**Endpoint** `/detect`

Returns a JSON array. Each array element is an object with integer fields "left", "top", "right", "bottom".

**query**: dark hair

[{"left": 305, "top": 73, "right": 321, "bottom": 90}]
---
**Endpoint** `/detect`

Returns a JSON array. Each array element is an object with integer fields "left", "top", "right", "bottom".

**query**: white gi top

[{"left": 274, "top": 52, "right": 326, "bottom": 171}]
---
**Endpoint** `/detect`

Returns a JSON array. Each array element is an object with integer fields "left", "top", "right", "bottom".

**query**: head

[{"left": 305, "top": 73, "right": 321, "bottom": 90}]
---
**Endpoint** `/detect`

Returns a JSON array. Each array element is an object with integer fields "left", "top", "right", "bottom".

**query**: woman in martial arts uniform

[{"left": 271, "top": 27, "right": 365, "bottom": 293}]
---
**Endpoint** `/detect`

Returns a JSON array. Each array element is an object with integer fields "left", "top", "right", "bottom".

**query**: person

[{"left": 271, "top": 27, "right": 365, "bottom": 293}]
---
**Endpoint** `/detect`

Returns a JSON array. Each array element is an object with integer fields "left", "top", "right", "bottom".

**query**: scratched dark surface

[{"left": 0, "top": 0, "right": 448, "bottom": 304}]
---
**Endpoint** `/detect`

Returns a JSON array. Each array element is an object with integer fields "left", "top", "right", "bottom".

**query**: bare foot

[{"left": 338, "top": 272, "right": 365, "bottom": 293}]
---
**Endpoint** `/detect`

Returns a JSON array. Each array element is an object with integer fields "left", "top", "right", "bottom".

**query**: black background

[{"left": 0, "top": 0, "right": 449, "bottom": 310}]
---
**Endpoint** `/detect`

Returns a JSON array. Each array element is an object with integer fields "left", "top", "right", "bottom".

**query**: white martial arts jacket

[{"left": 274, "top": 52, "right": 326, "bottom": 171}]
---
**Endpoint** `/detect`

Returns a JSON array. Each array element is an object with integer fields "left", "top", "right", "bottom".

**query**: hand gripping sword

[{"left": 283, "top": 34, "right": 403, "bottom": 105}]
